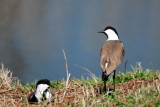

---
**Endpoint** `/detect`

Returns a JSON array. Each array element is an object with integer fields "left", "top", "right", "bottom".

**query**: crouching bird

[
  {"left": 99, "top": 26, "right": 125, "bottom": 92},
  {"left": 28, "top": 79, "right": 55, "bottom": 103}
]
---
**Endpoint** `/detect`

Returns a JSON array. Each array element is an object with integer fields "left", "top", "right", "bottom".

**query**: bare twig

[
  {"left": 62, "top": 49, "right": 71, "bottom": 99},
  {"left": 137, "top": 62, "right": 142, "bottom": 72},
  {"left": 75, "top": 64, "right": 98, "bottom": 84},
  {"left": 125, "top": 60, "right": 128, "bottom": 73},
  {"left": 131, "top": 65, "right": 136, "bottom": 72}
]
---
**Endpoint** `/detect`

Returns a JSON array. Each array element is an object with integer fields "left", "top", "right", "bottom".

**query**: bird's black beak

[
  {"left": 98, "top": 31, "right": 104, "bottom": 33},
  {"left": 49, "top": 84, "right": 55, "bottom": 88}
]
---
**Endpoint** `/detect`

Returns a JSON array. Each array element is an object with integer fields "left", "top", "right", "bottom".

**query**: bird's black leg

[
  {"left": 113, "top": 70, "right": 116, "bottom": 91},
  {"left": 102, "top": 72, "right": 108, "bottom": 92},
  {"left": 103, "top": 80, "right": 106, "bottom": 92}
]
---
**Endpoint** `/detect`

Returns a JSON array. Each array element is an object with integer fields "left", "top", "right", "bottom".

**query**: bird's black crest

[
  {"left": 36, "top": 79, "right": 55, "bottom": 88},
  {"left": 104, "top": 26, "right": 118, "bottom": 35},
  {"left": 36, "top": 79, "right": 50, "bottom": 88}
]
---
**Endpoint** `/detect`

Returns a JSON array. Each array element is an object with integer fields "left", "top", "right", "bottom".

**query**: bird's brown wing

[{"left": 100, "top": 40, "right": 124, "bottom": 75}]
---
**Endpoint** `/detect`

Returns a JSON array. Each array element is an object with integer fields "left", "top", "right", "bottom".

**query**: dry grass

[
  {"left": 0, "top": 61, "right": 159, "bottom": 106},
  {"left": 0, "top": 64, "right": 13, "bottom": 88},
  {"left": 0, "top": 64, "right": 24, "bottom": 107}
]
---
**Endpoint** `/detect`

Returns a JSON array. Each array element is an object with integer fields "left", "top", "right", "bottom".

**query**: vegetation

[{"left": 0, "top": 63, "right": 160, "bottom": 107}]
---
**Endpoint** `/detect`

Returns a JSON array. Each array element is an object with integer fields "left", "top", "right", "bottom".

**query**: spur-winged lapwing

[
  {"left": 99, "top": 26, "right": 125, "bottom": 92},
  {"left": 28, "top": 79, "right": 55, "bottom": 103}
]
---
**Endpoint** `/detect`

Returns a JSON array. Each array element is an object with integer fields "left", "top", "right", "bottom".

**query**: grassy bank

[{"left": 0, "top": 63, "right": 160, "bottom": 107}]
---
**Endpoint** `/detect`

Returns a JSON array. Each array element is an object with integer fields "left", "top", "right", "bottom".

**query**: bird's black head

[
  {"left": 99, "top": 26, "right": 118, "bottom": 35},
  {"left": 104, "top": 26, "right": 118, "bottom": 35},
  {"left": 36, "top": 79, "right": 54, "bottom": 88}
]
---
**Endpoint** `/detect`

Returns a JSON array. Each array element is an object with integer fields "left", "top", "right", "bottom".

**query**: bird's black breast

[
  {"left": 42, "top": 89, "right": 48, "bottom": 101},
  {"left": 28, "top": 92, "right": 38, "bottom": 103}
]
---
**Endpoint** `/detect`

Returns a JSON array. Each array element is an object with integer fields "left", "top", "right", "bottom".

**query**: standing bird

[
  {"left": 28, "top": 79, "right": 55, "bottom": 103},
  {"left": 99, "top": 26, "right": 125, "bottom": 92}
]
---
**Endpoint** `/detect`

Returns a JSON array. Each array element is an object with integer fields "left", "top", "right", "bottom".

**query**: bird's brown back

[{"left": 100, "top": 40, "right": 124, "bottom": 75}]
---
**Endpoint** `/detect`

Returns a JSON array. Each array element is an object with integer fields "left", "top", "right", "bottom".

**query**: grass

[{"left": 0, "top": 63, "right": 160, "bottom": 107}]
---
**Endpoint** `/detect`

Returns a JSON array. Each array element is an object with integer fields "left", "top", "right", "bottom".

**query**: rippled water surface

[{"left": 0, "top": 1, "right": 160, "bottom": 83}]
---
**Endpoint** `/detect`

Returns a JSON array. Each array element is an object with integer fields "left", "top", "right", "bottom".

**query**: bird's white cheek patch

[
  {"left": 35, "top": 84, "right": 49, "bottom": 101},
  {"left": 105, "top": 29, "right": 119, "bottom": 40}
]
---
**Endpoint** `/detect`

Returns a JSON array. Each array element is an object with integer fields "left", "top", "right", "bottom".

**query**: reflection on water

[{"left": 0, "top": 1, "right": 160, "bottom": 83}]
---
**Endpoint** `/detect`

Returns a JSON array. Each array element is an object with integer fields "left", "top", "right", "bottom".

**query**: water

[{"left": 0, "top": 1, "right": 160, "bottom": 83}]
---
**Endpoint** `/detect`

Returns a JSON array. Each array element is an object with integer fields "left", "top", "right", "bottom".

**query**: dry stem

[{"left": 62, "top": 49, "right": 71, "bottom": 99}]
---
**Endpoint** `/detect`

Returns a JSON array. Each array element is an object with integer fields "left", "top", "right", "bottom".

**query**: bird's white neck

[
  {"left": 104, "top": 29, "right": 119, "bottom": 40},
  {"left": 35, "top": 84, "right": 49, "bottom": 101}
]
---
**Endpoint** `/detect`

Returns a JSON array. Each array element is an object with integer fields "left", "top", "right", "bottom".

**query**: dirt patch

[
  {"left": 0, "top": 76, "right": 159, "bottom": 106},
  {"left": 115, "top": 77, "right": 159, "bottom": 95}
]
